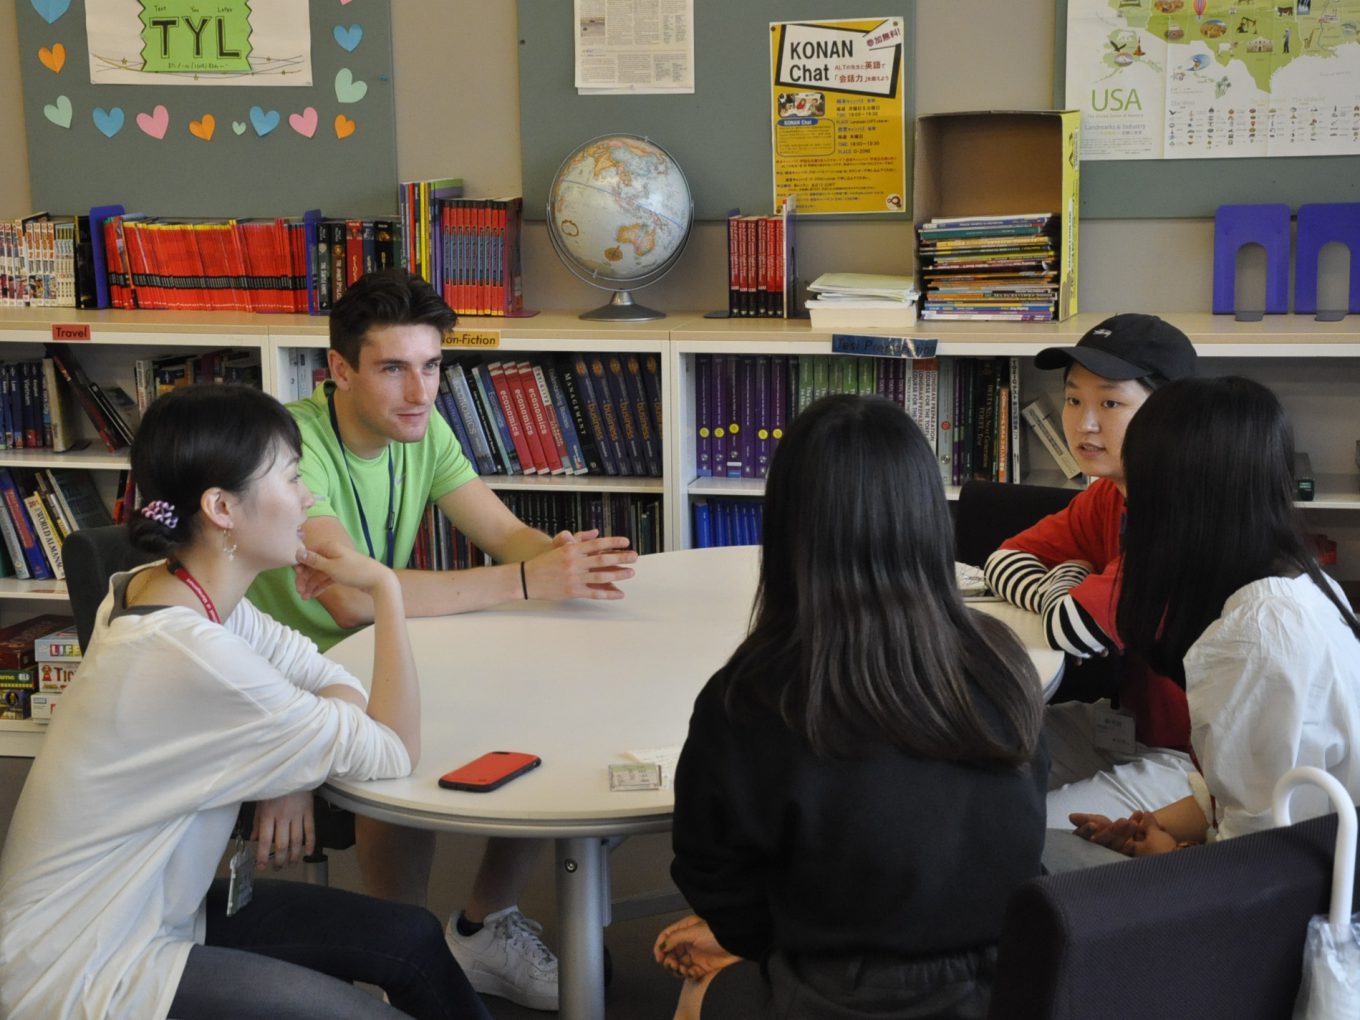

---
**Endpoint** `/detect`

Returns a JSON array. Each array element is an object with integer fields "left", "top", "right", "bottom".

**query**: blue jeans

[{"left": 168, "top": 879, "right": 489, "bottom": 1020}]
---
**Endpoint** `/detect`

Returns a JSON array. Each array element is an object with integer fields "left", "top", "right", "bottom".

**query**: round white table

[{"left": 322, "top": 545, "right": 1063, "bottom": 1020}]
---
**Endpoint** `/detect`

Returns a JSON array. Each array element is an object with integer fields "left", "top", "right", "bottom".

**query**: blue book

[
  {"left": 691, "top": 500, "right": 712, "bottom": 548},
  {"left": 435, "top": 375, "right": 478, "bottom": 474},
  {"left": 469, "top": 362, "right": 521, "bottom": 474},
  {"left": 0, "top": 469, "right": 52, "bottom": 579}
]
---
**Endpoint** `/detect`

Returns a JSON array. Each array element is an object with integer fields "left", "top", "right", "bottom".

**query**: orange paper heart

[
  {"left": 38, "top": 44, "right": 65, "bottom": 73},
  {"left": 334, "top": 114, "right": 356, "bottom": 139},
  {"left": 189, "top": 114, "right": 215, "bottom": 141}
]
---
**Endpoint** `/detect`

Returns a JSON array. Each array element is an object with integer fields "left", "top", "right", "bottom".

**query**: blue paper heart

[
  {"left": 93, "top": 106, "right": 124, "bottom": 138},
  {"left": 333, "top": 24, "right": 363, "bottom": 52},
  {"left": 249, "top": 105, "right": 280, "bottom": 136},
  {"left": 31, "top": 0, "right": 70, "bottom": 24}
]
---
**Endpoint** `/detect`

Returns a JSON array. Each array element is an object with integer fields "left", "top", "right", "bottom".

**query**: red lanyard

[{"left": 167, "top": 560, "right": 222, "bottom": 624}]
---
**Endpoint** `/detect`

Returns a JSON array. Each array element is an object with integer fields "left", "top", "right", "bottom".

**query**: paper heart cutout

[
  {"left": 93, "top": 106, "right": 124, "bottom": 138},
  {"left": 136, "top": 104, "right": 169, "bottom": 139},
  {"left": 334, "top": 114, "right": 356, "bottom": 139},
  {"left": 38, "top": 43, "right": 65, "bottom": 73},
  {"left": 249, "top": 105, "right": 280, "bottom": 136},
  {"left": 288, "top": 107, "right": 318, "bottom": 138},
  {"left": 339, "top": 0, "right": 353, "bottom": 5},
  {"left": 334, "top": 68, "right": 368, "bottom": 104},
  {"left": 189, "top": 114, "right": 215, "bottom": 141},
  {"left": 42, "top": 94, "right": 72, "bottom": 128},
  {"left": 333, "top": 24, "right": 363, "bottom": 52},
  {"left": 232, "top": 120, "right": 247, "bottom": 135},
  {"left": 31, "top": 0, "right": 70, "bottom": 25}
]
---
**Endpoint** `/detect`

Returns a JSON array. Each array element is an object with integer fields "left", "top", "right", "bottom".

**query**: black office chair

[
  {"left": 61, "top": 525, "right": 354, "bottom": 885},
  {"left": 953, "top": 480, "right": 1077, "bottom": 569},
  {"left": 988, "top": 808, "right": 1358, "bottom": 1019}
]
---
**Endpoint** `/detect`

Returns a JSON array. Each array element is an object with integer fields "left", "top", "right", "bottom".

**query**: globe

[{"left": 546, "top": 133, "right": 694, "bottom": 321}]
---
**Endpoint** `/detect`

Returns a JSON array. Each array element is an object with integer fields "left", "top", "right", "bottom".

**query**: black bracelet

[{"left": 520, "top": 560, "right": 529, "bottom": 600}]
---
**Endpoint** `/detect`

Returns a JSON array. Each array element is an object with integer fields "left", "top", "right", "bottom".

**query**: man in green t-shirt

[{"left": 248, "top": 269, "right": 638, "bottom": 1012}]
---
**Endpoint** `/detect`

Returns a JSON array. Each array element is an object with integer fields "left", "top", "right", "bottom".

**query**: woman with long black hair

[
  {"left": 1072, "top": 376, "right": 1360, "bottom": 856},
  {"left": 655, "top": 394, "right": 1048, "bottom": 1019}
]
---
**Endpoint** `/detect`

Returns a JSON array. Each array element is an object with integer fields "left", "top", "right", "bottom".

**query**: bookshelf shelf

[
  {"left": 486, "top": 475, "right": 663, "bottom": 495},
  {"left": 0, "top": 719, "right": 47, "bottom": 757},
  {"left": 0, "top": 578, "right": 68, "bottom": 601}
]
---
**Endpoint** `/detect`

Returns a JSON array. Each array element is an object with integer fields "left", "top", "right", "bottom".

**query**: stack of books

[
  {"left": 917, "top": 213, "right": 1060, "bottom": 321},
  {"left": 724, "top": 197, "right": 797, "bottom": 318},
  {"left": 804, "top": 273, "right": 920, "bottom": 331}
]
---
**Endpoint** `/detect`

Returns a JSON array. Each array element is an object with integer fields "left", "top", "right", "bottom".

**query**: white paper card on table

[
  {"left": 609, "top": 762, "right": 663, "bottom": 791},
  {"left": 626, "top": 745, "right": 682, "bottom": 791}
]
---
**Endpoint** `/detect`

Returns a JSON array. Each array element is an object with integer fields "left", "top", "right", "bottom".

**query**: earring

[{"left": 221, "top": 527, "right": 237, "bottom": 561}]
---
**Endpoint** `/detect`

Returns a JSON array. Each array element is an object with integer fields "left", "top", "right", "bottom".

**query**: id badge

[
  {"left": 1091, "top": 704, "right": 1137, "bottom": 756},
  {"left": 226, "top": 836, "right": 255, "bottom": 917}
]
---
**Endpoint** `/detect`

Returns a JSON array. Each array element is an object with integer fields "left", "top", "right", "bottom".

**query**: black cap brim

[{"left": 1034, "top": 345, "right": 1150, "bottom": 381}]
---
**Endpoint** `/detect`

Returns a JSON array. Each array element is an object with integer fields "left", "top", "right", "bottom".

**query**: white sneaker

[{"left": 445, "top": 906, "right": 559, "bottom": 1011}]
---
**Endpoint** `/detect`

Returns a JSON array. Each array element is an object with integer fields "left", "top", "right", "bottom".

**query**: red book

[
  {"left": 102, "top": 218, "right": 126, "bottom": 308},
  {"left": 528, "top": 361, "right": 571, "bottom": 474},
  {"left": 345, "top": 219, "right": 364, "bottom": 289},
  {"left": 487, "top": 361, "right": 537, "bottom": 474},
  {"left": 503, "top": 362, "right": 551, "bottom": 472}
]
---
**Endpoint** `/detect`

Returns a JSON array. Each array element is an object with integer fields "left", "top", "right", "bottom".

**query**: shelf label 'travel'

[
  {"left": 443, "top": 330, "right": 501, "bottom": 349},
  {"left": 51, "top": 324, "right": 92, "bottom": 342}
]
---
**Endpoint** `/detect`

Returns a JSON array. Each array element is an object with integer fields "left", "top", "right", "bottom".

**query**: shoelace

[{"left": 494, "top": 910, "right": 558, "bottom": 972}]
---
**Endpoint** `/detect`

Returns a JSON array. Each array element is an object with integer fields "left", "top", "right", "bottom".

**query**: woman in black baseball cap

[{"left": 983, "top": 314, "right": 1200, "bottom": 863}]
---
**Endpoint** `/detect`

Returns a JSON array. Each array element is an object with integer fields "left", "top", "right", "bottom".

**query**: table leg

[{"left": 556, "top": 836, "right": 607, "bottom": 1020}]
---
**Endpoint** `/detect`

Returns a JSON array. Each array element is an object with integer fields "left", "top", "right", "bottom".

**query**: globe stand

[{"left": 580, "top": 290, "right": 665, "bottom": 321}]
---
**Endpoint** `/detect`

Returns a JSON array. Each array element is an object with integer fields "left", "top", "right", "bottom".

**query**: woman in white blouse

[
  {"left": 0, "top": 385, "right": 489, "bottom": 1020},
  {"left": 1070, "top": 376, "right": 1360, "bottom": 856}
]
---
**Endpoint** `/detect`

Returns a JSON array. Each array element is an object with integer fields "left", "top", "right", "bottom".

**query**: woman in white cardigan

[{"left": 0, "top": 385, "right": 488, "bottom": 1020}]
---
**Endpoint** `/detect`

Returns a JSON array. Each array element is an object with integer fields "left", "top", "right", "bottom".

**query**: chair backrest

[
  {"left": 62, "top": 525, "right": 157, "bottom": 650},
  {"left": 954, "top": 480, "right": 1076, "bottom": 568},
  {"left": 988, "top": 810, "right": 1358, "bottom": 1020}
]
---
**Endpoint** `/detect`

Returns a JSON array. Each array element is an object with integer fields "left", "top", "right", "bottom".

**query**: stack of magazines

[
  {"left": 804, "top": 273, "right": 920, "bottom": 331},
  {"left": 917, "top": 213, "right": 1059, "bottom": 321}
]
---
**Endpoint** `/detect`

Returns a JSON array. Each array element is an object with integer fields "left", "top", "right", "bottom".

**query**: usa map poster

[{"left": 1066, "top": 0, "right": 1360, "bottom": 159}]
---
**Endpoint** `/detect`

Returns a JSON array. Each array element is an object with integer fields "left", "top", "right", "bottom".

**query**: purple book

[
  {"left": 694, "top": 355, "right": 712, "bottom": 477},
  {"left": 739, "top": 355, "right": 757, "bottom": 479},
  {"left": 754, "top": 355, "right": 771, "bottom": 479}
]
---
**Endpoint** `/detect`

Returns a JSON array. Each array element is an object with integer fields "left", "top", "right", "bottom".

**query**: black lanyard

[{"left": 327, "top": 386, "right": 397, "bottom": 569}]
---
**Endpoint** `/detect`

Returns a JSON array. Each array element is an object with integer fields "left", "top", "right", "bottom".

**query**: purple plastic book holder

[
  {"left": 1294, "top": 202, "right": 1360, "bottom": 319},
  {"left": 1213, "top": 203, "right": 1291, "bottom": 318}
]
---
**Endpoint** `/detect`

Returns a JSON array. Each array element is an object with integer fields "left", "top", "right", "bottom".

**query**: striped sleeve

[
  {"left": 984, "top": 548, "right": 1047, "bottom": 613},
  {"left": 987, "top": 549, "right": 1116, "bottom": 657}
]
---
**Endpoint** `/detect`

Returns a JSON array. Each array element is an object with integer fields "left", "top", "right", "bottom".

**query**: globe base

[{"left": 579, "top": 289, "right": 666, "bottom": 321}]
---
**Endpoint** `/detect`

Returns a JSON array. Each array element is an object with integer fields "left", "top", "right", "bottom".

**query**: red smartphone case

[{"left": 438, "top": 751, "right": 542, "bottom": 792}]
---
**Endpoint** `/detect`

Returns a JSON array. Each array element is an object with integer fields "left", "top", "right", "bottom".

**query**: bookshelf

[{"left": 0, "top": 307, "right": 1356, "bottom": 753}]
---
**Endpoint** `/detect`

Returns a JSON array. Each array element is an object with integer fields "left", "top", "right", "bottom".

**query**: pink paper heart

[
  {"left": 288, "top": 106, "right": 318, "bottom": 138},
  {"left": 136, "top": 104, "right": 169, "bottom": 139}
]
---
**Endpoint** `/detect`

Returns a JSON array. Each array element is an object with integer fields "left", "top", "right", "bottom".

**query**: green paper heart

[
  {"left": 335, "top": 68, "right": 368, "bottom": 104},
  {"left": 232, "top": 120, "right": 247, "bottom": 135},
  {"left": 43, "top": 94, "right": 72, "bottom": 128}
]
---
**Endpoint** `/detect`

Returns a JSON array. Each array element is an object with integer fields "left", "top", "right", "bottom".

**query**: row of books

[
  {"left": 0, "top": 466, "right": 114, "bottom": 582},
  {"left": 0, "top": 215, "right": 86, "bottom": 308},
  {"left": 130, "top": 349, "right": 262, "bottom": 415},
  {"left": 724, "top": 198, "right": 797, "bottom": 318},
  {"left": 399, "top": 179, "right": 527, "bottom": 318},
  {"left": 99, "top": 210, "right": 405, "bottom": 316},
  {"left": 434, "top": 353, "right": 664, "bottom": 478},
  {"left": 0, "top": 344, "right": 139, "bottom": 455},
  {"left": 0, "top": 613, "right": 82, "bottom": 721},
  {"left": 693, "top": 353, "right": 1023, "bottom": 487},
  {"left": 410, "top": 491, "right": 664, "bottom": 571},
  {"left": 692, "top": 498, "right": 763, "bottom": 549},
  {"left": 917, "top": 213, "right": 1062, "bottom": 322}
]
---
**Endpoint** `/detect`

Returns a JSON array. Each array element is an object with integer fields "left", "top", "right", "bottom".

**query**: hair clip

[{"left": 141, "top": 500, "right": 179, "bottom": 530}]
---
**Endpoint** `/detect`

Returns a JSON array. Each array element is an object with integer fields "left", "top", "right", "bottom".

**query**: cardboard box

[
  {"left": 913, "top": 110, "right": 1080, "bottom": 321},
  {"left": 34, "top": 623, "right": 82, "bottom": 663}
]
